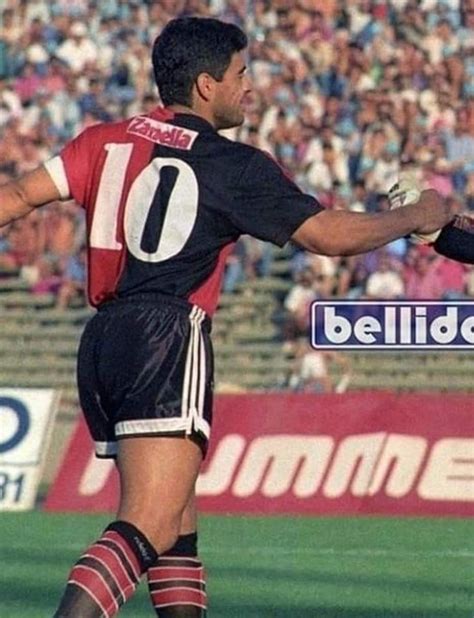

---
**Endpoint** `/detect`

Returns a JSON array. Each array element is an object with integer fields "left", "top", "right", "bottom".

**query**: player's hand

[
  {"left": 388, "top": 175, "right": 451, "bottom": 244},
  {"left": 413, "top": 189, "right": 455, "bottom": 238}
]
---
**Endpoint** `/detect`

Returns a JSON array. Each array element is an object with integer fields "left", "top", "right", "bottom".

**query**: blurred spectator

[
  {"left": 56, "top": 245, "right": 87, "bottom": 309},
  {"left": 288, "top": 339, "right": 352, "bottom": 393},
  {"left": 349, "top": 180, "right": 369, "bottom": 212},
  {"left": 0, "top": 77, "right": 22, "bottom": 126},
  {"left": 44, "top": 202, "right": 82, "bottom": 258},
  {"left": 443, "top": 108, "right": 474, "bottom": 193},
  {"left": 435, "top": 254, "right": 468, "bottom": 299},
  {"left": 30, "top": 255, "right": 63, "bottom": 296},
  {"left": 0, "top": 9, "right": 22, "bottom": 79},
  {"left": 338, "top": 257, "right": 371, "bottom": 299},
  {"left": 56, "top": 22, "right": 98, "bottom": 74},
  {"left": 365, "top": 252, "right": 405, "bottom": 299},
  {"left": 223, "top": 236, "right": 273, "bottom": 293},
  {"left": 283, "top": 267, "right": 318, "bottom": 339},
  {"left": 404, "top": 247, "right": 444, "bottom": 299}
]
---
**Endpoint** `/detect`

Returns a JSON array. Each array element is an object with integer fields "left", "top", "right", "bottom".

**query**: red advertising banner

[{"left": 45, "top": 392, "right": 474, "bottom": 517}]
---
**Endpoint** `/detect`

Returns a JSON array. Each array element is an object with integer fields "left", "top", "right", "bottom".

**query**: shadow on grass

[
  {"left": 210, "top": 563, "right": 473, "bottom": 597},
  {"left": 2, "top": 546, "right": 472, "bottom": 618}
]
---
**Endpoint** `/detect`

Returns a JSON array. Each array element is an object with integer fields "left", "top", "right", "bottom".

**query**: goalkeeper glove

[
  {"left": 388, "top": 174, "right": 441, "bottom": 244},
  {"left": 388, "top": 174, "right": 474, "bottom": 263}
]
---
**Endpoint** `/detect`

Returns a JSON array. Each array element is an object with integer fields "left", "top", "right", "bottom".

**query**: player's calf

[
  {"left": 147, "top": 532, "right": 207, "bottom": 617},
  {"left": 54, "top": 520, "right": 158, "bottom": 617}
]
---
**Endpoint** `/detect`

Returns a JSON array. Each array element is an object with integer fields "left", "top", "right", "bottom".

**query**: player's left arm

[{"left": 0, "top": 165, "right": 62, "bottom": 227}]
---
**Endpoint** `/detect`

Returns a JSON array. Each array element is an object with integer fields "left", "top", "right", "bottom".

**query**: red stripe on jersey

[
  {"left": 188, "top": 242, "right": 234, "bottom": 316},
  {"left": 150, "top": 588, "right": 207, "bottom": 609},
  {"left": 69, "top": 565, "right": 117, "bottom": 616},
  {"left": 89, "top": 130, "right": 155, "bottom": 307},
  {"left": 61, "top": 120, "right": 156, "bottom": 307}
]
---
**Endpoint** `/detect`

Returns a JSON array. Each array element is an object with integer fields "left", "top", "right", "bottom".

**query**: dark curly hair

[{"left": 152, "top": 17, "right": 248, "bottom": 107}]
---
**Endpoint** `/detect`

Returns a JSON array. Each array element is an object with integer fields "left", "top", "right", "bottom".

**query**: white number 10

[{"left": 90, "top": 143, "right": 199, "bottom": 263}]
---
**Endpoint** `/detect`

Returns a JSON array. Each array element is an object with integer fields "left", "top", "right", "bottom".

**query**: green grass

[{"left": 0, "top": 512, "right": 473, "bottom": 617}]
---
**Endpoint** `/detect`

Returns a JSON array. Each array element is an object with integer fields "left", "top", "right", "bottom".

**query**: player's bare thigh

[{"left": 116, "top": 436, "right": 202, "bottom": 553}]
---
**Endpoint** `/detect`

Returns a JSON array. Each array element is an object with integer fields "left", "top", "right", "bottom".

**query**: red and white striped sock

[
  {"left": 147, "top": 555, "right": 207, "bottom": 617},
  {"left": 54, "top": 520, "right": 158, "bottom": 617}
]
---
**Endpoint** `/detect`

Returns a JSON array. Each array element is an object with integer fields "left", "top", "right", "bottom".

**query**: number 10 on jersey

[{"left": 90, "top": 143, "right": 199, "bottom": 263}]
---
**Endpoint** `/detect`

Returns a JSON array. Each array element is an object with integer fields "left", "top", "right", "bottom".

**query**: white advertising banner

[{"left": 0, "top": 389, "right": 59, "bottom": 511}]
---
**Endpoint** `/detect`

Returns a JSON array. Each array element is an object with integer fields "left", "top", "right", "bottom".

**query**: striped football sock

[
  {"left": 147, "top": 533, "right": 207, "bottom": 617},
  {"left": 54, "top": 520, "right": 158, "bottom": 617}
]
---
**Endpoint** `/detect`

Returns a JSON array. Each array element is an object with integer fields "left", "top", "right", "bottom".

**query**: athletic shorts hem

[
  {"left": 115, "top": 417, "right": 211, "bottom": 439},
  {"left": 95, "top": 441, "right": 118, "bottom": 457},
  {"left": 94, "top": 429, "right": 208, "bottom": 459}
]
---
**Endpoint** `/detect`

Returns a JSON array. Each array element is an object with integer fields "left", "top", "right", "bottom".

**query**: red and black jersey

[{"left": 45, "top": 107, "right": 322, "bottom": 315}]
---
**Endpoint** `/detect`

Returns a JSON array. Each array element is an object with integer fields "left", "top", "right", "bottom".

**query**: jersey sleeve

[
  {"left": 55, "top": 127, "right": 95, "bottom": 207},
  {"left": 231, "top": 149, "right": 324, "bottom": 247}
]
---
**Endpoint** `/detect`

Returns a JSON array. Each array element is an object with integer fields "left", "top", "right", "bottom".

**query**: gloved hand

[{"left": 388, "top": 173, "right": 441, "bottom": 244}]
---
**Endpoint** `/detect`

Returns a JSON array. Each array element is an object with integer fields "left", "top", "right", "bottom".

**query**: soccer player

[{"left": 0, "top": 17, "right": 452, "bottom": 618}]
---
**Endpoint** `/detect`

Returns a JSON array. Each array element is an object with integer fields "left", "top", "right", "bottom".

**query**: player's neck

[{"left": 167, "top": 104, "right": 216, "bottom": 129}]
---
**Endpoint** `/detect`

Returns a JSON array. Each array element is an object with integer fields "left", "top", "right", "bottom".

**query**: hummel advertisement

[
  {"left": 312, "top": 300, "right": 474, "bottom": 350},
  {"left": 45, "top": 394, "right": 474, "bottom": 518}
]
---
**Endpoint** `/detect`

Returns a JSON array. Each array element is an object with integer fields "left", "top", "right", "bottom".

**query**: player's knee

[
  {"left": 137, "top": 513, "right": 182, "bottom": 555},
  {"left": 118, "top": 494, "right": 189, "bottom": 553}
]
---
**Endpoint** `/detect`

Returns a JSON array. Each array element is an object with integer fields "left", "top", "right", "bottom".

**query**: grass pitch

[{"left": 0, "top": 512, "right": 473, "bottom": 617}]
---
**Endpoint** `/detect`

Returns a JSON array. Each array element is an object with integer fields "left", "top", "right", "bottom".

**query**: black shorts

[{"left": 77, "top": 294, "right": 213, "bottom": 458}]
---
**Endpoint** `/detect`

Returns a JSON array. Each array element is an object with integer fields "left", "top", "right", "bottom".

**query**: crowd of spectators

[{"left": 0, "top": 0, "right": 473, "bottom": 313}]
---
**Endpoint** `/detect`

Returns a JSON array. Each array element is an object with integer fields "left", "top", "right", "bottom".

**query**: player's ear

[{"left": 195, "top": 72, "right": 215, "bottom": 103}]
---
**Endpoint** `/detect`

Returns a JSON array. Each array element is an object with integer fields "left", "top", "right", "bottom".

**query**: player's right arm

[
  {"left": 292, "top": 189, "right": 453, "bottom": 257},
  {"left": 231, "top": 149, "right": 453, "bottom": 258},
  {"left": 0, "top": 165, "right": 63, "bottom": 227}
]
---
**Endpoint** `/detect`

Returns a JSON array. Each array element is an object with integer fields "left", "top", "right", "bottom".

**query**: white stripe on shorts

[{"left": 181, "top": 305, "right": 209, "bottom": 437}]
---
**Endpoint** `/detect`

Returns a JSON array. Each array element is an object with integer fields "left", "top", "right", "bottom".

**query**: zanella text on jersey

[{"left": 127, "top": 116, "right": 198, "bottom": 150}]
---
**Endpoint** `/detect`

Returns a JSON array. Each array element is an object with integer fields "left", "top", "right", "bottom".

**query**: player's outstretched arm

[
  {"left": 292, "top": 189, "right": 453, "bottom": 256},
  {"left": 0, "top": 166, "right": 61, "bottom": 227}
]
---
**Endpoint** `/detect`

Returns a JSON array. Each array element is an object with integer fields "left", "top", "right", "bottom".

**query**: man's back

[{"left": 47, "top": 106, "right": 320, "bottom": 314}]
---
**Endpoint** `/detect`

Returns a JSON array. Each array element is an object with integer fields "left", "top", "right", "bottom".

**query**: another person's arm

[{"left": 432, "top": 215, "right": 474, "bottom": 264}]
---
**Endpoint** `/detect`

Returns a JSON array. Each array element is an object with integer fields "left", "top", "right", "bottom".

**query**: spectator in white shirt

[{"left": 56, "top": 22, "right": 98, "bottom": 74}]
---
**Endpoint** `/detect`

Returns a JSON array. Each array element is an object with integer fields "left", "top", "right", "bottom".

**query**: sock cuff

[
  {"left": 105, "top": 520, "right": 159, "bottom": 571},
  {"left": 161, "top": 532, "right": 198, "bottom": 557}
]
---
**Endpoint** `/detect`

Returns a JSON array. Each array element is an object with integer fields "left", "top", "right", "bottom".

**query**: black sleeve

[
  {"left": 230, "top": 149, "right": 324, "bottom": 247},
  {"left": 433, "top": 215, "right": 474, "bottom": 264}
]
